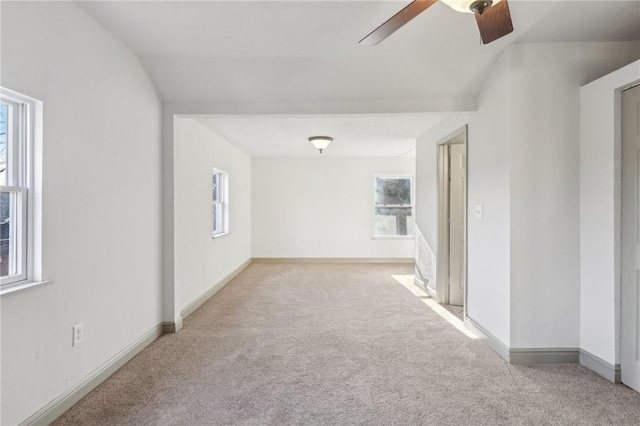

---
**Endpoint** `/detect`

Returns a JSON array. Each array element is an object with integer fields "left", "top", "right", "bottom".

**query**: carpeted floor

[{"left": 54, "top": 263, "right": 640, "bottom": 425}]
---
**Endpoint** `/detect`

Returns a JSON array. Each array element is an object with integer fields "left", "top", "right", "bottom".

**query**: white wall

[
  {"left": 466, "top": 49, "right": 512, "bottom": 347},
  {"left": 415, "top": 51, "right": 512, "bottom": 347},
  {"left": 0, "top": 2, "right": 162, "bottom": 425},
  {"left": 174, "top": 118, "right": 251, "bottom": 314},
  {"left": 508, "top": 42, "right": 639, "bottom": 349},
  {"left": 415, "top": 41, "right": 640, "bottom": 352},
  {"left": 252, "top": 157, "right": 415, "bottom": 259},
  {"left": 580, "top": 60, "right": 640, "bottom": 366}
]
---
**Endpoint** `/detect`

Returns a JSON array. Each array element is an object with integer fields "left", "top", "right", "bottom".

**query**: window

[
  {"left": 1, "top": 87, "right": 42, "bottom": 294},
  {"left": 373, "top": 176, "right": 414, "bottom": 238},
  {"left": 212, "top": 169, "right": 229, "bottom": 237}
]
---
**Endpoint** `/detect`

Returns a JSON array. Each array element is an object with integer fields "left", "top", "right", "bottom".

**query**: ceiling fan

[{"left": 360, "top": 0, "right": 514, "bottom": 45}]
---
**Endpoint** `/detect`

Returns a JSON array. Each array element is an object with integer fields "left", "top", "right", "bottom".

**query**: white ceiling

[
  {"left": 197, "top": 113, "right": 453, "bottom": 157},
  {"left": 78, "top": 0, "right": 640, "bottom": 157},
  {"left": 79, "top": 0, "right": 640, "bottom": 106}
]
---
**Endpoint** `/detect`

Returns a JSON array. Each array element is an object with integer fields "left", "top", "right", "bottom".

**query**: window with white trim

[
  {"left": 212, "top": 169, "right": 229, "bottom": 237},
  {"left": 373, "top": 175, "right": 414, "bottom": 238},
  {"left": 1, "top": 88, "right": 40, "bottom": 292}
]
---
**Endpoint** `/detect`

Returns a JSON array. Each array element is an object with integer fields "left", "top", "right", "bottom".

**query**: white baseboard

[
  {"left": 162, "top": 316, "right": 183, "bottom": 334},
  {"left": 20, "top": 324, "right": 164, "bottom": 426},
  {"left": 509, "top": 347, "right": 579, "bottom": 364},
  {"left": 464, "top": 318, "right": 579, "bottom": 364},
  {"left": 464, "top": 317, "right": 510, "bottom": 362},
  {"left": 180, "top": 258, "right": 252, "bottom": 320},
  {"left": 251, "top": 257, "right": 414, "bottom": 264},
  {"left": 414, "top": 275, "right": 436, "bottom": 299},
  {"left": 19, "top": 259, "right": 254, "bottom": 424},
  {"left": 580, "top": 349, "right": 621, "bottom": 383}
]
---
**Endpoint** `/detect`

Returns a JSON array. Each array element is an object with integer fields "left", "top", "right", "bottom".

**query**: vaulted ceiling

[
  {"left": 79, "top": 1, "right": 640, "bottom": 156},
  {"left": 80, "top": 0, "right": 640, "bottom": 106}
]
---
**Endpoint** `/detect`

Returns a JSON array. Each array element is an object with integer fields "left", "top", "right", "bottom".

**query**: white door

[
  {"left": 448, "top": 144, "right": 466, "bottom": 306},
  {"left": 622, "top": 84, "right": 640, "bottom": 392}
]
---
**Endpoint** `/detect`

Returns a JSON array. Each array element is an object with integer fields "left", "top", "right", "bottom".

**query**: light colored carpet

[{"left": 54, "top": 263, "right": 640, "bottom": 425}]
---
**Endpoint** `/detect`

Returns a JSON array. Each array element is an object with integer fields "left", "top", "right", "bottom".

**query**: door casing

[
  {"left": 436, "top": 126, "right": 468, "bottom": 310},
  {"left": 621, "top": 83, "right": 640, "bottom": 391}
]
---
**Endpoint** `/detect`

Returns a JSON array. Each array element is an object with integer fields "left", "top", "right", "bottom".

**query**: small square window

[{"left": 373, "top": 176, "right": 414, "bottom": 238}]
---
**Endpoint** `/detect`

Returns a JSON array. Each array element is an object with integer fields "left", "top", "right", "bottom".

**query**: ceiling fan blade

[
  {"left": 360, "top": 0, "right": 437, "bottom": 46},
  {"left": 475, "top": 0, "right": 514, "bottom": 44}
]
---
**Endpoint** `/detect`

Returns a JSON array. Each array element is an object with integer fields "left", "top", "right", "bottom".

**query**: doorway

[
  {"left": 437, "top": 126, "right": 467, "bottom": 314},
  {"left": 621, "top": 83, "right": 640, "bottom": 392}
]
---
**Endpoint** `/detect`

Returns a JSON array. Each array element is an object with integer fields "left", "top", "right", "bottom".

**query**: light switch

[{"left": 475, "top": 205, "right": 483, "bottom": 219}]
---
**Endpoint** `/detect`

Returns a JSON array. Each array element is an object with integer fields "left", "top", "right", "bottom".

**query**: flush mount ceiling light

[{"left": 308, "top": 136, "right": 333, "bottom": 154}]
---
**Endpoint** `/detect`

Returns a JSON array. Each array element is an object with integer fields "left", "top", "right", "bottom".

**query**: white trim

[
  {"left": 464, "top": 317, "right": 510, "bottom": 362},
  {"left": 251, "top": 257, "right": 414, "bottom": 264},
  {"left": 180, "top": 258, "right": 252, "bottom": 319},
  {"left": 580, "top": 349, "right": 621, "bottom": 383},
  {"left": 413, "top": 273, "right": 426, "bottom": 288},
  {"left": 19, "top": 324, "right": 164, "bottom": 426},
  {"left": 579, "top": 60, "right": 640, "bottom": 386},
  {"left": 0, "top": 87, "right": 44, "bottom": 292},
  {"left": 162, "top": 318, "right": 183, "bottom": 334},
  {"left": 0, "top": 186, "right": 28, "bottom": 284},
  {"left": 417, "top": 275, "right": 437, "bottom": 299},
  {"left": 465, "top": 317, "right": 580, "bottom": 365},
  {"left": 436, "top": 125, "right": 468, "bottom": 306},
  {"left": 0, "top": 185, "right": 26, "bottom": 192},
  {"left": 509, "top": 348, "right": 579, "bottom": 364},
  {"left": 371, "top": 235, "right": 413, "bottom": 240},
  {"left": 436, "top": 144, "right": 450, "bottom": 304},
  {"left": 0, "top": 279, "right": 52, "bottom": 297},
  {"left": 166, "top": 259, "right": 253, "bottom": 333},
  {"left": 212, "top": 168, "right": 229, "bottom": 237}
]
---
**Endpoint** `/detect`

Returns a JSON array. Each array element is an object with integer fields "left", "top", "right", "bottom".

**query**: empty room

[{"left": 2, "top": 0, "right": 640, "bottom": 425}]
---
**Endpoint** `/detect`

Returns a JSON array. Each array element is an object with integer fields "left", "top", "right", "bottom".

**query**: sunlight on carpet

[{"left": 391, "top": 274, "right": 478, "bottom": 339}]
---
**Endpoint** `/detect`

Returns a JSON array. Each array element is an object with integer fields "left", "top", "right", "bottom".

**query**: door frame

[
  {"left": 436, "top": 125, "right": 468, "bottom": 310},
  {"left": 578, "top": 62, "right": 639, "bottom": 384},
  {"left": 620, "top": 82, "right": 640, "bottom": 386}
]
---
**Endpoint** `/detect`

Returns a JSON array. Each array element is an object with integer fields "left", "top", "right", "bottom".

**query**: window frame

[
  {"left": 212, "top": 168, "right": 229, "bottom": 238},
  {"left": 372, "top": 174, "right": 415, "bottom": 239},
  {"left": 0, "top": 87, "right": 46, "bottom": 296}
]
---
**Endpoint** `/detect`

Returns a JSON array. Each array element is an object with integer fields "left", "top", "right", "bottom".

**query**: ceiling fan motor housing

[
  {"left": 470, "top": 1, "right": 493, "bottom": 14},
  {"left": 359, "top": 0, "right": 512, "bottom": 46}
]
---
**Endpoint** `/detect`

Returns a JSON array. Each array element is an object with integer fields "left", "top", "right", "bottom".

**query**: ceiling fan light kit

[
  {"left": 441, "top": 0, "right": 501, "bottom": 14},
  {"left": 360, "top": 0, "right": 513, "bottom": 46}
]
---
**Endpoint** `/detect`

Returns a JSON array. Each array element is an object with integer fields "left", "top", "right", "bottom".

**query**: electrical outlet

[
  {"left": 73, "top": 323, "right": 84, "bottom": 347},
  {"left": 475, "top": 205, "right": 483, "bottom": 219}
]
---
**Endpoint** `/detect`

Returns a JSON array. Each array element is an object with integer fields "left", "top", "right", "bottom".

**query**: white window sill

[
  {"left": 372, "top": 235, "right": 414, "bottom": 240},
  {"left": 212, "top": 232, "right": 230, "bottom": 239},
  {"left": 0, "top": 279, "right": 53, "bottom": 297}
]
